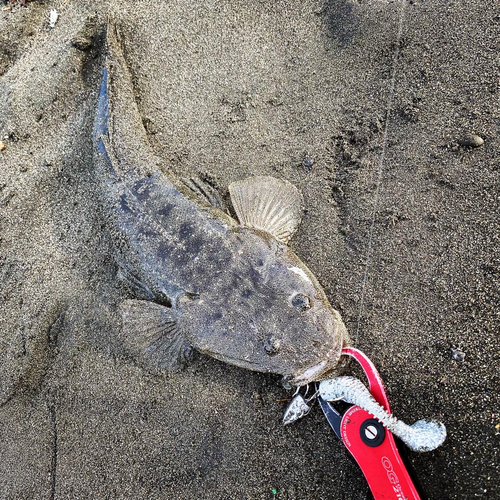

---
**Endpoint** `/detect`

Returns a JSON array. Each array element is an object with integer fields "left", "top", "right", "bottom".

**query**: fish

[{"left": 93, "top": 21, "right": 351, "bottom": 386}]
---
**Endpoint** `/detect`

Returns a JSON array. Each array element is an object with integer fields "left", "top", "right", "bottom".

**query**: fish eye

[
  {"left": 263, "top": 336, "right": 281, "bottom": 356},
  {"left": 291, "top": 293, "right": 311, "bottom": 311}
]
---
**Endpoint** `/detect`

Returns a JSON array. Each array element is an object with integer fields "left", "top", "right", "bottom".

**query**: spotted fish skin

[{"left": 93, "top": 21, "right": 350, "bottom": 385}]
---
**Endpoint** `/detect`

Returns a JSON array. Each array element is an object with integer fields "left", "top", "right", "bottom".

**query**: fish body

[{"left": 93, "top": 22, "right": 350, "bottom": 386}]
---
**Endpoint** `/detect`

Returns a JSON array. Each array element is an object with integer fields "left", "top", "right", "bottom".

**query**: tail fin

[
  {"left": 94, "top": 68, "right": 109, "bottom": 141},
  {"left": 93, "top": 68, "right": 110, "bottom": 154}
]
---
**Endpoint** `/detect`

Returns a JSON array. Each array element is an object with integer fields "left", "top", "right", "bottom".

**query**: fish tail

[
  {"left": 95, "top": 15, "right": 163, "bottom": 180},
  {"left": 93, "top": 68, "right": 109, "bottom": 147}
]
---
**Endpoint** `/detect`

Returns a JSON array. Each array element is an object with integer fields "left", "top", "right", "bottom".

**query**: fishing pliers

[{"left": 284, "top": 347, "right": 446, "bottom": 500}]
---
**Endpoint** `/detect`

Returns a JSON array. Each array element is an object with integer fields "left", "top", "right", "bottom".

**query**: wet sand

[{"left": 1, "top": 1, "right": 499, "bottom": 498}]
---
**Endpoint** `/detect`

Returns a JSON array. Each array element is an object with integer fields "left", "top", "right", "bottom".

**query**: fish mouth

[{"left": 290, "top": 346, "right": 341, "bottom": 387}]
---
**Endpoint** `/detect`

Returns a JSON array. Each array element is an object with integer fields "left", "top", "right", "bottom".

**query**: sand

[{"left": 0, "top": 0, "right": 498, "bottom": 498}]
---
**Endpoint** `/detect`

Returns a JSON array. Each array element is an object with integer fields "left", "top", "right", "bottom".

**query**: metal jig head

[{"left": 282, "top": 385, "right": 319, "bottom": 425}]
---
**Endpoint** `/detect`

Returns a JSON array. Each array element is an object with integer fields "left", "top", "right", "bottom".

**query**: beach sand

[{"left": 0, "top": 1, "right": 498, "bottom": 498}]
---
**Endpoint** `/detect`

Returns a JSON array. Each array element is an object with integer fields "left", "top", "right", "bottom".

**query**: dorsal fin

[{"left": 228, "top": 176, "right": 303, "bottom": 244}]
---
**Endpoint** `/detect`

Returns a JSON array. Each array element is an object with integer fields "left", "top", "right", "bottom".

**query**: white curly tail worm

[{"left": 319, "top": 376, "right": 446, "bottom": 452}]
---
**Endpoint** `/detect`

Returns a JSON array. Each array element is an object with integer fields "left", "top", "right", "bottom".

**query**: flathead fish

[{"left": 93, "top": 22, "right": 350, "bottom": 386}]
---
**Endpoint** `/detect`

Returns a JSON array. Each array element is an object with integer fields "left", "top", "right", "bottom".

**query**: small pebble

[
  {"left": 458, "top": 134, "right": 484, "bottom": 148},
  {"left": 72, "top": 36, "right": 93, "bottom": 51},
  {"left": 303, "top": 157, "right": 314, "bottom": 169},
  {"left": 281, "top": 376, "right": 292, "bottom": 390},
  {"left": 0, "top": 141, "right": 5, "bottom": 151},
  {"left": 451, "top": 348, "right": 465, "bottom": 362}
]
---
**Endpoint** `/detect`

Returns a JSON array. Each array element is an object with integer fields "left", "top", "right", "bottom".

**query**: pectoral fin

[
  {"left": 181, "top": 176, "right": 227, "bottom": 212},
  {"left": 119, "top": 299, "right": 193, "bottom": 372},
  {"left": 229, "top": 176, "right": 303, "bottom": 244},
  {"left": 116, "top": 263, "right": 156, "bottom": 301}
]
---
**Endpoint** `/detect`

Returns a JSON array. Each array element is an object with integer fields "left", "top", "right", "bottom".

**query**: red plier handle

[{"left": 321, "top": 347, "right": 421, "bottom": 500}]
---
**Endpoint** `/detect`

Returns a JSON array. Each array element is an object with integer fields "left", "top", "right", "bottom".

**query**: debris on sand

[
  {"left": 457, "top": 134, "right": 484, "bottom": 148},
  {"left": 49, "top": 8, "right": 58, "bottom": 28},
  {"left": 451, "top": 348, "right": 465, "bottom": 362}
]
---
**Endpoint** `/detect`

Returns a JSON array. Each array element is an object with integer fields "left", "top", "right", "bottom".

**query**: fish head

[{"left": 185, "top": 228, "right": 349, "bottom": 386}]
